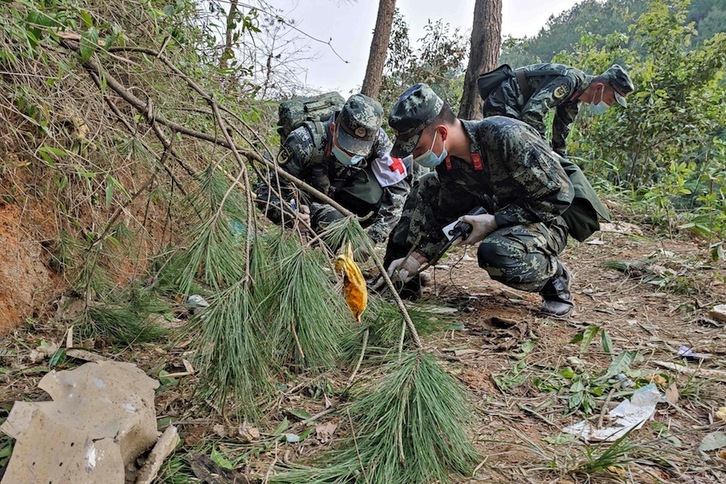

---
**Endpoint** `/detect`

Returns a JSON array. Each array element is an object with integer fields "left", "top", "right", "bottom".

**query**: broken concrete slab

[{"left": 1, "top": 360, "right": 160, "bottom": 484}]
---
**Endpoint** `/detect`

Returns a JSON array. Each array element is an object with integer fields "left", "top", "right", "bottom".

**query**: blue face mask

[
  {"left": 588, "top": 88, "right": 610, "bottom": 116},
  {"left": 413, "top": 131, "right": 447, "bottom": 168},
  {"left": 332, "top": 144, "right": 363, "bottom": 166}
]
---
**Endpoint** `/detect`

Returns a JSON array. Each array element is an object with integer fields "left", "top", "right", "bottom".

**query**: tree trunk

[
  {"left": 361, "top": 0, "right": 397, "bottom": 99},
  {"left": 458, "top": 0, "right": 502, "bottom": 119}
]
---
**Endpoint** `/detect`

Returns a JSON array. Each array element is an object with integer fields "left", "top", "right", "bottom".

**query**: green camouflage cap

[
  {"left": 602, "top": 64, "right": 634, "bottom": 107},
  {"left": 388, "top": 83, "right": 444, "bottom": 157},
  {"left": 336, "top": 93, "right": 383, "bottom": 156}
]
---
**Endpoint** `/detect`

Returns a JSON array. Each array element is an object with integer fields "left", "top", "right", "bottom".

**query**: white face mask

[
  {"left": 588, "top": 87, "right": 610, "bottom": 116},
  {"left": 413, "top": 130, "right": 447, "bottom": 168}
]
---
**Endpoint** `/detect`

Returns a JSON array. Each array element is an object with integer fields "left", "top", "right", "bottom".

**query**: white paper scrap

[{"left": 563, "top": 383, "right": 664, "bottom": 442}]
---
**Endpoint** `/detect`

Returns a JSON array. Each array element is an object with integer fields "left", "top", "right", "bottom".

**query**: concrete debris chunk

[{"left": 1, "top": 361, "right": 160, "bottom": 484}]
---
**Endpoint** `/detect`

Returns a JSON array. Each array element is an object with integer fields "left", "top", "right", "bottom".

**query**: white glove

[
  {"left": 459, "top": 213, "right": 498, "bottom": 245},
  {"left": 387, "top": 254, "right": 424, "bottom": 283}
]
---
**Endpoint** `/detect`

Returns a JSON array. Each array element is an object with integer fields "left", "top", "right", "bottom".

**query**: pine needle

[
  {"left": 187, "top": 278, "right": 277, "bottom": 419},
  {"left": 80, "top": 284, "right": 168, "bottom": 344},
  {"left": 272, "top": 350, "right": 480, "bottom": 483},
  {"left": 316, "top": 216, "right": 369, "bottom": 255},
  {"left": 263, "top": 237, "right": 351, "bottom": 371},
  {"left": 341, "top": 297, "right": 451, "bottom": 365},
  {"left": 170, "top": 167, "right": 250, "bottom": 294}
]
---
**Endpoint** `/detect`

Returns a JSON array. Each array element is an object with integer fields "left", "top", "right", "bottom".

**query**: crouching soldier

[
  {"left": 257, "top": 93, "right": 411, "bottom": 252},
  {"left": 381, "top": 84, "right": 608, "bottom": 318}
]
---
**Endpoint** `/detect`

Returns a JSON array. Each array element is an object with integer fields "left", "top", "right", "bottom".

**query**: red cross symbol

[{"left": 389, "top": 157, "right": 405, "bottom": 174}]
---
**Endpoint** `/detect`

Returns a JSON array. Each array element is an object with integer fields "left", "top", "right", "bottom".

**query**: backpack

[
  {"left": 277, "top": 92, "right": 346, "bottom": 142},
  {"left": 477, "top": 64, "right": 514, "bottom": 100}
]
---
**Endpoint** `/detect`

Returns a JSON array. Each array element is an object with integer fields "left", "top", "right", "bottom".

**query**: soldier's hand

[
  {"left": 387, "top": 253, "right": 426, "bottom": 283},
  {"left": 459, "top": 214, "right": 497, "bottom": 245},
  {"left": 297, "top": 204, "right": 310, "bottom": 224}
]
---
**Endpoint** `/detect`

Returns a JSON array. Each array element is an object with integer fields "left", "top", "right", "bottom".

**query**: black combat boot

[{"left": 539, "top": 262, "right": 573, "bottom": 318}]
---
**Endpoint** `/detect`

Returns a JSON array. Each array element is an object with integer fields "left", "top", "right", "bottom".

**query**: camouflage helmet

[
  {"left": 388, "top": 83, "right": 444, "bottom": 157},
  {"left": 601, "top": 64, "right": 634, "bottom": 107},
  {"left": 336, "top": 93, "right": 383, "bottom": 156}
]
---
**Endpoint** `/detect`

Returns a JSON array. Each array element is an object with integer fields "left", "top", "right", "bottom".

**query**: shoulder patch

[
  {"left": 277, "top": 145, "right": 292, "bottom": 165},
  {"left": 553, "top": 83, "right": 570, "bottom": 99}
]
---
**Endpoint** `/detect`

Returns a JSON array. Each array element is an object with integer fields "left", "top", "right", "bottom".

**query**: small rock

[
  {"left": 187, "top": 295, "right": 210, "bottom": 308},
  {"left": 709, "top": 304, "right": 726, "bottom": 323}
]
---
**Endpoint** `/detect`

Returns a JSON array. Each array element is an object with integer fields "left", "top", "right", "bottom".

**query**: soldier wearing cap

[
  {"left": 380, "top": 83, "right": 606, "bottom": 318},
  {"left": 480, "top": 63, "right": 634, "bottom": 156},
  {"left": 258, "top": 93, "right": 410, "bottom": 249}
]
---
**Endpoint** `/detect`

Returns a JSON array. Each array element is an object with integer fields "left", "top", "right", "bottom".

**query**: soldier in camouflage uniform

[
  {"left": 481, "top": 63, "right": 634, "bottom": 156},
  {"left": 258, "top": 94, "right": 411, "bottom": 248},
  {"left": 382, "top": 83, "right": 594, "bottom": 318}
]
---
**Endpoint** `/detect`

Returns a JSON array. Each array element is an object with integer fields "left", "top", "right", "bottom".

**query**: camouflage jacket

[
  {"left": 262, "top": 114, "right": 411, "bottom": 243},
  {"left": 515, "top": 63, "right": 590, "bottom": 156},
  {"left": 415, "top": 117, "right": 575, "bottom": 260}
]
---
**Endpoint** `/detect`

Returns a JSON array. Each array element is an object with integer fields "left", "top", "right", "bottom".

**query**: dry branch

[{"left": 59, "top": 39, "right": 423, "bottom": 348}]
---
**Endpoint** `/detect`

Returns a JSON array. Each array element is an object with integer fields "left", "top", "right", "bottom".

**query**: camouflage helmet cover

[
  {"left": 388, "top": 83, "right": 444, "bottom": 157},
  {"left": 336, "top": 93, "right": 384, "bottom": 156},
  {"left": 602, "top": 64, "right": 634, "bottom": 107}
]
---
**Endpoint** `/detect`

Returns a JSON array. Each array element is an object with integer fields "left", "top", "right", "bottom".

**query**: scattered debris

[
  {"left": 469, "top": 317, "right": 529, "bottom": 351},
  {"left": 586, "top": 237, "right": 606, "bottom": 245},
  {"left": 709, "top": 304, "right": 726, "bottom": 324},
  {"left": 28, "top": 340, "right": 59, "bottom": 363},
  {"left": 699, "top": 432, "right": 726, "bottom": 454},
  {"left": 677, "top": 345, "right": 712, "bottom": 361},
  {"left": 187, "top": 294, "right": 210, "bottom": 308},
  {"left": 238, "top": 423, "right": 261, "bottom": 443},
  {"left": 665, "top": 382, "right": 680, "bottom": 405},
  {"left": 599, "top": 222, "right": 643, "bottom": 235},
  {"left": 1, "top": 361, "right": 160, "bottom": 483},
  {"left": 563, "top": 383, "right": 663, "bottom": 442},
  {"left": 135, "top": 425, "right": 180, "bottom": 484},
  {"left": 315, "top": 421, "right": 337, "bottom": 443},
  {"left": 189, "top": 453, "right": 249, "bottom": 483}
]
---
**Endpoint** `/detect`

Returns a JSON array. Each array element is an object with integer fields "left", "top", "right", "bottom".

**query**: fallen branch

[{"left": 652, "top": 360, "right": 726, "bottom": 381}]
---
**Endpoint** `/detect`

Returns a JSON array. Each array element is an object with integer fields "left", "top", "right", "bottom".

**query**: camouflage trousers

[{"left": 384, "top": 173, "right": 569, "bottom": 293}]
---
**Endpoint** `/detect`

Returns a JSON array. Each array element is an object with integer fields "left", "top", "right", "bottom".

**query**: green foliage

[
  {"left": 341, "top": 297, "right": 451, "bottom": 365},
  {"left": 264, "top": 239, "right": 351, "bottom": 371},
  {"left": 500, "top": 0, "right": 724, "bottom": 65},
  {"left": 272, "top": 351, "right": 480, "bottom": 483},
  {"left": 186, "top": 279, "right": 276, "bottom": 419},
  {"left": 380, "top": 9, "right": 468, "bottom": 111},
  {"left": 570, "top": 429, "right": 639, "bottom": 476},
  {"left": 80, "top": 284, "right": 169, "bottom": 344},
  {"left": 557, "top": 0, "right": 726, "bottom": 238}
]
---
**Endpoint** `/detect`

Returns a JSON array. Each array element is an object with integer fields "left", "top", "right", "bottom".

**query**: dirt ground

[
  {"left": 1, "top": 221, "right": 724, "bottom": 483},
  {"left": 425, "top": 223, "right": 726, "bottom": 483}
]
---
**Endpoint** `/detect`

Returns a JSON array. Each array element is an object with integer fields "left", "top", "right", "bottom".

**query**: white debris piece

[
  {"left": 562, "top": 383, "right": 664, "bottom": 442},
  {"left": 1, "top": 361, "right": 160, "bottom": 483}
]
